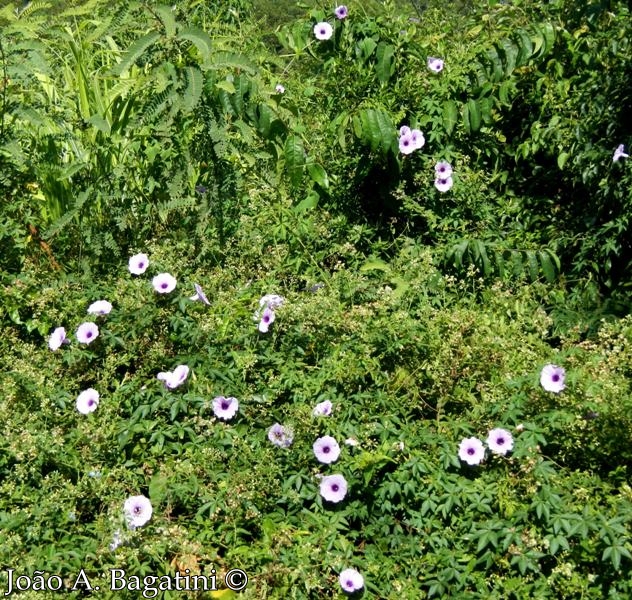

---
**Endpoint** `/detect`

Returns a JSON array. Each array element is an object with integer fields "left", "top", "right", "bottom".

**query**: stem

[{"left": 0, "top": 36, "right": 8, "bottom": 140}]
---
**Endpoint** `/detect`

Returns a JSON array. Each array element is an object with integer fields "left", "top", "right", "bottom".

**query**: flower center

[
  {"left": 221, "top": 401, "right": 229, "bottom": 410},
  {"left": 552, "top": 374, "right": 560, "bottom": 382},
  {"left": 161, "top": 283, "right": 168, "bottom": 289},
  {"left": 497, "top": 438, "right": 505, "bottom": 445},
  {"left": 323, "top": 446, "right": 330, "bottom": 453},
  {"left": 86, "top": 331, "right": 93, "bottom": 338},
  {"left": 134, "top": 506, "right": 142, "bottom": 515},
  {"left": 467, "top": 448, "right": 475, "bottom": 455},
  {"left": 88, "top": 399, "right": 95, "bottom": 406},
  {"left": 332, "top": 484, "right": 339, "bottom": 492}
]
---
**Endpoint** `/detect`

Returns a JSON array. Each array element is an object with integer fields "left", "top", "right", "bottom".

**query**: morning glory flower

[
  {"left": 189, "top": 283, "right": 211, "bottom": 306},
  {"left": 339, "top": 568, "right": 364, "bottom": 594},
  {"left": 213, "top": 396, "right": 239, "bottom": 421},
  {"left": 411, "top": 129, "right": 425, "bottom": 150},
  {"left": 435, "top": 176, "right": 454, "bottom": 192},
  {"left": 334, "top": 5, "right": 348, "bottom": 19},
  {"left": 275, "top": 84, "right": 285, "bottom": 94},
  {"left": 312, "top": 399, "right": 333, "bottom": 416},
  {"left": 109, "top": 529, "right": 122, "bottom": 551},
  {"left": 313, "top": 436, "right": 341, "bottom": 464},
  {"left": 399, "top": 131, "right": 415, "bottom": 155},
  {"left": 124, "top": 495, "right": 153, "bottom": 529},
  {"left": 48, "top": 326, "right": 69, "bottom": 351},
  {"left": 259, "top": 294, "right": 285, "bottom": 310},
  {"left": 540, "top": 364, "right": 566, "bottom": 393},
  {"left": 435, "top": 161, "right": 453, "bottom": 178},
  {"left": 314, "top": 22, "right": 333, "bottom": 40},
  {"left": 613, "top": 144, "right": 629, "bottom": 162},
  {"left": 157, "top": 365, "right": 190, "bottom": 389},
  {"left": 76, "top": 388, "right": 99, "bottom": 414},
  {"left": 128, "top": 253, "right": 149, "bottom": 275},
  {"left": 427, "top": 57, "right": 444, "bottom": 73},
  {"left": 345, "top": 437, "right": 359, "bottom": 447},
  {"left": 258, "top": 307, "right": 276, "bottom": 333},
  {"left": 458, "top": 437, "right": 485, "bottom": 465},
  {"left": 76, "top": 322, "right": 99, "bottom": 344},
  {"left": 87, "top": 300, "right": 112, "bottom": 315},
  {"left": 319, "top": 474, "right": 348, "bottom": 503},
  {"left": 399, "top": 125, "right": 411, "bottom": 137},
  {"left": 486, "top": 428, "right": 514, "bottom": 455},
  {"left": 152, "top": 273, "right": 177, "bottom": 294},
  {"left": 268, "top": 423, "right": 293, "bottom": 448}
]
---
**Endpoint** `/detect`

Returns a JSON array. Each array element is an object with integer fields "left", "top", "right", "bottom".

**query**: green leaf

[
  {"left": 111, "top": 31, "right": 161, "bottom": 76},
  {"left": 182, "top": 66, "right": 203, "bottom": 113},
  {"left": 153, "top": 4, "right": 177, "bottom": 37},
  {"left": 360, "top": 258, "right": 391, "bottom": 273},
  {"left": 376, "top": 42, "right": 395, "bottom": 84},
  {"left": 149, "top": 473, "right": 169, "bottom": 504},
  {"left": 557, "top": 151, "right": 570, "bottom": 170},
  {"left": 284, "top": 134, "right": 305, "bottom": 187},
  {"left": 307, "top": 163, "right": 329, "bottom": 189},
  {"left": 177, "top": 26, "right": 213, "bottom": 61},
  {"left": 464, "top": 99, "right": 482, "bottom": 133},
  {"left": 443, "top": 101, "right": 458, "bottom": 135},
  {"left": 294, "top": 190, "right": 319, "bottom": 213}
]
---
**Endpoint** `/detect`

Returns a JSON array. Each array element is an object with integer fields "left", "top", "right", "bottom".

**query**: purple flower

[
  {"left": 268, "top": 423, "right": 293, "bottom": 448},
  {"left": 312, "top": 399, "right": 333, "bottom": 416},
  {"left": 76, "top": 322, "right": 99, "bottom": 344},
  {"left": 124, "top": 495, "right": 153, "bottom": 529},
  {"left": 76, "top": 388, "right": 99, "bottom": 414},
  {"left": 540, "top": 364, "right": 566, "bottom": 393},
  {"left": 48, "top": 326, "right": 69, "bottom": 351},
  {"left": 152, "top": 273, "right": 177, "bottom": 294},
  {"left": 320, "top": 474, "right": 348, "bottom": 503},
  {"left": 314, "top": 21, "right": 333, "bottom": 40},
  {"left": 128, "top": 253, "right": 149, "bottom": 275},
  {"left": 189, "top": 283, "right": 211, "bottom": 306},
  {"left": 411, "top": 129, "right": 425, "bottom": 150},
  {"left": 486, "top": 428, "right": 514, "bottom": 455},
  {"left": 334, "top": 5, "right": 348, "bottom": 19},
  {"left": 157, "top": 365, "right": 190, "bottom": 389},
  {"left": 213, "top": 396, "right": 239, "bottom": 420},
  {"left": 427, "top": 57, "right": 444, "bottom": 73},
  {"left": 259, "top": 294, "right": 285, "bottom": 309},
  {"left": 275, "top": 84, "right": 285, "bottom": 94},
  {"left": 399, "top": 125, "right": 411, "bottom": 137},
  {"left": 435, "top": 161, "right": 453, "bottom": 178},
  {"left": 434, "top": 176, "right": 454, "bottom": 192},
  {"left": 458, "top": 437, "right": 485, "bottom": 465},
  {"left": 339, "top": 568, "right": 364, "bottom": 594},
  {"left": 313, "top": 436, "right": 341, "bottom": 464},
  {"left": 258, "top": 307, "right": 276, "bottom": 333},
  {"left": 613, "top": 144, "right": 629, "bottom": 162},
  {"left": 399, "top": 132, "right": 415, "bottom": 155},
  {"left": 87, "top": 300, "right": 112, "bottom": 315}
]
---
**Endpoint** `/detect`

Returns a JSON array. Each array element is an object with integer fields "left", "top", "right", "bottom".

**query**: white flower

[
  {"left": 259, "top": 294, "right": 285, "bottom": 309},
  {"left": 458, "top": 437, "right": 485, "bottom": 465},
  {"left": 313, "top": 436, "right": 341, "bottom": 464},
  {"left": 258, "top": 307, "right": 276, "bottom": 333},
  {"left": 128, "top": 253, "right": 149, "bottom": 275},
  {"left": 76, "top": 322, "right": 99, "bottom": 344},
  {"left": 435, "top": 161, "right": 453, "bottom": 178},
  {"left": 124, "top": 495, "right": 153, "bottom": 529},
  {"left": 319, "top": 474, "right": 348, "bottom": 503},
  {"left": 314, "top": 21, "right": 333, "bottom": 40},
  {"left": 312, "top": 400, "right": 333, "bottom": 416},
  {"left": 275, "top": 84, "right": 285, "bottom": 94},
  {"left": 434, "top": 176, "right": 454, "bottom": 192},
  {"left": 427, "top": 56, "right": 444, "bottom": 73},
  {"left": 76, "top": 388, "right": 100, "bottom": 414},
  {"left": 540, "top": 364, "right": 566, "bottom": 393},
  {"left": 486, "top": 428, "right": 514, "bottom": 455},
  {"left": 399, "top": 132, "right": 415, "bottom": 155},
  {"left": 87, "top": 300, "right": 112, "bottom": 315},
  {"left": 212, "top": 396, "right": 239, "bottom": 421},
  {"left": 157, "top": 365, "right": 190, "bottom": 389},
  {"left": 613, "top": 144, "right": 629, "bottom": 162},
  {"left": 48, "top": 326, "right": 68, "bottom": 351},
  {"left": 411, "top": 129, "right": 425, "bottom": 150},
  {"left": 189, "top": 283, "right": 211, "bottom": 306},
  {"left": 339, "top": 568, "right": 364, "bottom": 593},
  {"left": 344, "top": 437, "right": 359, "bottom": 447},
  {"left": 152, "top": 273, "right": 177, "bottom": 294}
]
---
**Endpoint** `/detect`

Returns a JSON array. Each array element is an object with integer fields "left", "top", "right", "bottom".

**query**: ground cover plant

[{"left": 1, "top": 0, "right": 631, "bottom": 598}]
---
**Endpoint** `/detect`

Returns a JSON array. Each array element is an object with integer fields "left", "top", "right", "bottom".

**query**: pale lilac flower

[
  {"left": 319, "top": 474, "right": 348, "bottom": 503},
  {"left": 313, "top": 436, "right": 341, "bottom": 464},
  {"left": 152, "top": 273, "right": 177, "bottom": 294},
  {"left": 48, "top": 326, "right": 69, "bottom": 351},
  {"left": 540, "top": 364, "right": 566, "bottom": 393},
  {"left": 458, "top": 437, "right": 485, "bottom": 465},
  {"left": 345, "top": 437, "right": 359, "bottom": 447},
  {"left": 157, "top": 365, "right": 189, "bottom": 390},
  {"left": 435, "top": 161, "right": 453, "bottom": 178},
  {"left": 124, "top": 495, "right": 153, "bottom": 529},
  {"left": 411, "top": 129, "right": 425, "bottom": 150},
  {"left": 339, "top": 568, "right": 364, "bottom": 593},
  {"left": 259, "top": 294, "right": 285, "bottom": 309},
  {"left": 312, "top": 400, "right": 333, "bottom": 416},
  {"left": 189, "top": 283, "right": 211, "bottom": 306},
  {"left": 399, "top": 125, "right": 411, "bottom": 137},
  {"left": 399, "top": 132, "right": 415, "bottom": 155},
  {"left": 427, "top": 57, "right": 444, "bottom": 73},
  {"left": 486, "top": 428, "right": 514, "bottom": 455},
  {"left": 268, "top": 423, "right": 294, "bottom": 448},
  {"left": 109, "top": 529, "right": 122, "bottom": 551},
  {"left": 213, "top": 396, "right": 239, "bottom": 420},
  {"left": 76, "top": 322, "right": 99, "bottom": 344},
  {"left": 613, "top": 144, "right": 629, "bottom": 162},
  {"left": 76, "top": 388, "right": 99, "bottom": 414},
  {"left": 314, "top": 22, "right": 333, "bottom": 40},
  {"left": 258, "top": 307, "right": 276, "bottom": 333},
  {"left": 128, "top": 253, "right": 149, "bottom": 275},
  {"left": 434, "top": 176, "right": 454, "bottom": 192},
  {"left": 334, "top": 5, "right": 348, "bottom": 19},
  {"left": 275, "top": 84, "right": 285, "bottom": 94},
  {"left": 88, "top": 300, "right": 112, "bottom": 315}
]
